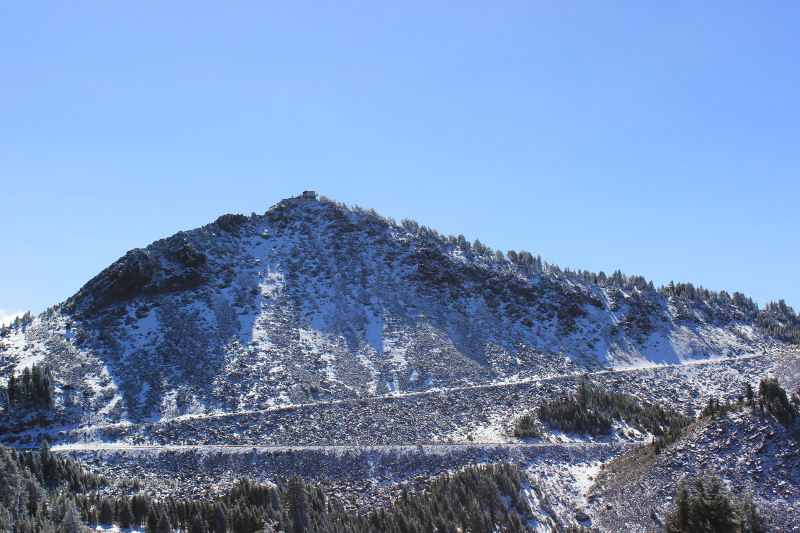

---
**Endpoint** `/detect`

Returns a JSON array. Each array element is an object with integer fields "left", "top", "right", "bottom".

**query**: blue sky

[{"left": 1, "top": 1, "right": 799, "bottom": 323}]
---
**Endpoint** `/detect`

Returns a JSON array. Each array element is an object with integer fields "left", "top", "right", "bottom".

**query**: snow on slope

[{"left": 0, "top": 196, "right": 781, "bottom": 431}]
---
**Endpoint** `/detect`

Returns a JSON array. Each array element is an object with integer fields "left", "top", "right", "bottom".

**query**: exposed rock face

[
  {"left": 0, "top": 197, "right": 795, "bottom": 430},
  {"left": 66, "top": 234, "right": 209, "bottom": 314},
  {"left": 2, "top": 196, "right": 799, "bottom": 532},
  {"left": 592, "top": 408, "right": 800, "bottom": 533},
  {"left": 214, "top": 213, "right": 248, "bottom": 233}
]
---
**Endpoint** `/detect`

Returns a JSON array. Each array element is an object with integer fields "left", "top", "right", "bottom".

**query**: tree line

[
  {"left": 370, "top": 201, "right": 800, "bottom": 344},
  {"left": 700, "top": 376, "right": 799, "bottom": 426},
  {"left": 514, "top": 375, "right": 692, "bottom": 445},
  {"left": 0, "top": 439, "right": 537, "bottom": 533},
  {"left": 0, "top": 311, "right": 34, "bottom": 336},
  {"left": 665, "top": 476, "right": 768, "bottom": 533},
  {"left": 3, "top": 362, "right": 54, "bottom": 412},
  {"left": 0, "top": 441, "right": 106, "bottom": 532}
]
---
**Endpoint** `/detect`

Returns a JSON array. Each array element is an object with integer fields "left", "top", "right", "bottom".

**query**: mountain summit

[{"left": 1, "top": 195, "right": 797, "bottom": 429}]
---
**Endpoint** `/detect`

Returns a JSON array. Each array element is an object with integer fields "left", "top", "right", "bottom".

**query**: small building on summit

[{"left": 300, "top": 190, "right": 318, "bottom": 200}]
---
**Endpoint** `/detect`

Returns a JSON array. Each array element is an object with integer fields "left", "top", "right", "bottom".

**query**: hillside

[
  {"left": 1, "top": 194, "right": 799, "bottom": 532},
  {"left": 1, "top": 195, "right": 796, "bottom": 433}
]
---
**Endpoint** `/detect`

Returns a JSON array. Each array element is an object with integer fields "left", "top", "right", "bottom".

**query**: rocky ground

[
  {"left": 591, "top": 409, "right": 800, "bottom": 532},
  {"left": 28, "top": 347, "right": 797, "bottom": 532},
  {"left": 3, "top": 198, "right": 799, "bottom": 531},
  {"left": 41, "top": 351, "right": 777, "bottom": 449}
]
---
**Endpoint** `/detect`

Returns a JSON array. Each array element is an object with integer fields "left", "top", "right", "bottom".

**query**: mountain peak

[{"left": 1, "top": 196, "right": 797, "bottom": 432}]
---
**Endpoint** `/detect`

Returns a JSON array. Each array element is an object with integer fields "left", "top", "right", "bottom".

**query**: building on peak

[{"left": 300, "top": 190, "right": 318, "bottom": 200}]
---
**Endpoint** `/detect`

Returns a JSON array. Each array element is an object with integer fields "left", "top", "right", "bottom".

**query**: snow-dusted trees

[
  {"left": 5, "top": 363, "right": 54, "bottom": 411},
  {"left": 665, "top": 476, "right": 767, "bottom": 533},
  {"left": 401, "top": 218, "right": 420, "bottom": 232},
  {"left": 0, "top": 311, "right": 34, "bottom": 337},
  {"left": 285, "top": 475, "right": 310, "bottom": 533},
  {"left": 29, "top": 460, "right": 532, "bottom": 533},
  {"left": 0, "top": 443, "right": 105, "bottom": 531},
  {"left": 701, "top": 376, "right": 799, "bottom": 428},
  {"left": 756, "top": 299, "right": 800, "bottom": 344},
  {"left": 515, "top": 375, "right": 691, "bottom": 442},
  {"left": 757, "top": 376, "right": 797, "bottom": 425},
  {"left": 513, "top": 251, "right": 542, "bottom": 276}
]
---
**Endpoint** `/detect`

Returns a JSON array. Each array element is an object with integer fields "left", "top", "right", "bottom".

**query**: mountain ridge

[
  {"left": 2, "top": 194, "right": 799, "bottom": 532},
  {"left": 0, "top": 195, "right": 797, "bottom": 433}
]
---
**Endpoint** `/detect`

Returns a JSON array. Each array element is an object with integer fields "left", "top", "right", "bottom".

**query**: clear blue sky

[{"left": 1, "top": 1, "right": 799, "bottom": 323}]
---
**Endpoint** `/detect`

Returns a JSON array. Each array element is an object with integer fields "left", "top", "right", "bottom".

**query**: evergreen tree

[
  {"left": 757, "top": 377, "right": 797, "bottom": 424},
  {"left": 211, "top": 503, "right": 227, "bottom": 533},
  {"left": 665, "top": 476, "right": 768, "bottom": 533},
  {"left": 189, "top": 512, "right": 208, "bottom": 533},
  {"left": 99, "top": 498, "right": 114, "bottom": 525},
  {"left": 118, "top": 497, "right": 133, "bottom": 529},
  {"left": 132, "top": 494, "right": 150, "bottom": 526},
  {"left": 56, "top": 498, "right": 84, "bottom": 533},
  {"left": 157, "top": 509, "right": 172, "bottom": 533},
  {"left": 285, "top": 475, "right": 310, "bottom": 533},
  {"left": 147, "top": 507, "right": 159, "bottom": 533},
  {"left": 517, "top": 375, "right": 690, "bottom": 442},
  {"left": 5, "top": 363, "right": 54, "bottom": 411}
]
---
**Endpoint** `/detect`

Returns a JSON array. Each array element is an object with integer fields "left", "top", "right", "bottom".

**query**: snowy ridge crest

[{"left": 0, "top": 196, "right": 792, "bottom": 430}]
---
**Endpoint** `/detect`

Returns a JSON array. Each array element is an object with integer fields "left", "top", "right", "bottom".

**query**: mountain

[
  {"left": 0, "top": 194, "right": 797, "bottom": 431},
  {"left": 1, "top": 194, "right": 799, "bottom": 532}
]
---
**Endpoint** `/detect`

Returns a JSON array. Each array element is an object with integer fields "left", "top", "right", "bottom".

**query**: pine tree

[
  {"left": 757, "top": 377, "right": 797, "bottom": 424},
  {"left": 132, "top": 494, "right": 150, "bottom": 526},
  {"left": 118, "top": 497, "right": 133, "bottom": 529},
  {"left": 56, "top": 498, "right": 84, "bottom": 533},
  {"left": 285, "top": 475, "right": 310, "bottom": 533},
  {"left": 147, "top": 507, "right": 159, "bottom": 533},
  {"left": 189, "top": 512, "right": 208, "bottom": 533},
  {"left": 157, "top": 509, "right": 172, "bottom": 533},
  {"left": 211, "top": 503, "right": 227, "bottom": 533},
  {"left": 99, "top": 498, "right": 114, "bottom": 525},
  {"left": 665, "top": 476, "right": 767, "bottom": 533}
]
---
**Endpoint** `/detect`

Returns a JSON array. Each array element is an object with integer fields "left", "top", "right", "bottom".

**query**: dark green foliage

[
  {"left": 756, "top": 377, "right": 797, "bottom": 425},
  {"left": 705, "top": 377, "right": 800, "bottom": 426},
  {"left": 700, "top": 397, "right": 739, "bottom": 420},
  {"left": 117, "top": 497, "right": 133, "bottom": 528},
  {"left": 210, "top": 463, "right": 531, "bottom": 533},
  {"left": 285, "top": 474, "right": 309, "bottom": 533},
  {"left": 517, "top": 376, "right": 691, "bottom": 443},
  {"left": 35, "top": 440, "right": 106, "bottom": 491},
  {"left": 156, "top": 509, "right": 172, "bottom": 533},
  {"left": 5, "top": 362, "right": 54, "bottom": 411},
  {"left": 650, "top": 421, "right": 688, "bottom": 455},
  {"left": 513, "top": 412, "right": 541, "bottom": 438},
  {"left": 189, "top": 512, "right": 208, "bottom": 533},
  {"left": 17, "top": 460, "right": 528, "bottom": 533},
  {"left": 664, "top": 476, "right": 768, "bottom": 533},
  {"left": 0, "top": 444, "right": 106, "bottom": 531},
  {"left": 755, "top": 300, "right": 800, "bottom": 344},
  {"left": 147, "top": 506, "right": 159, "bottom": 532},
  {"left": 131, "top": 493, "right": 151, "bottom": 526},
  {"left": 381, "top": 462, "right": 530, "bottom": 533},
  {"left": 211, "top": 503, "right": 227, "bottom": 533},
  {"left": 99, "top": 497, "right": 114, "bottom": 524}
]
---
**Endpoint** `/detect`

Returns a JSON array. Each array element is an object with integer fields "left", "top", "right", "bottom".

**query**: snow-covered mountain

[{"left": 0, "top": 195, "right": 795, "bottom": 429}]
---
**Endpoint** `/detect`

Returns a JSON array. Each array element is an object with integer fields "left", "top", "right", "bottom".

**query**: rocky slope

[
  {"left": 2, "top": 194, "right": 799, "bottom": 532},
  {"left": 0, "top": 195, "right": 796, "bottom": 435},
  {"left": 591, "top": 407, "right": 800, "bottom": 532}
]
